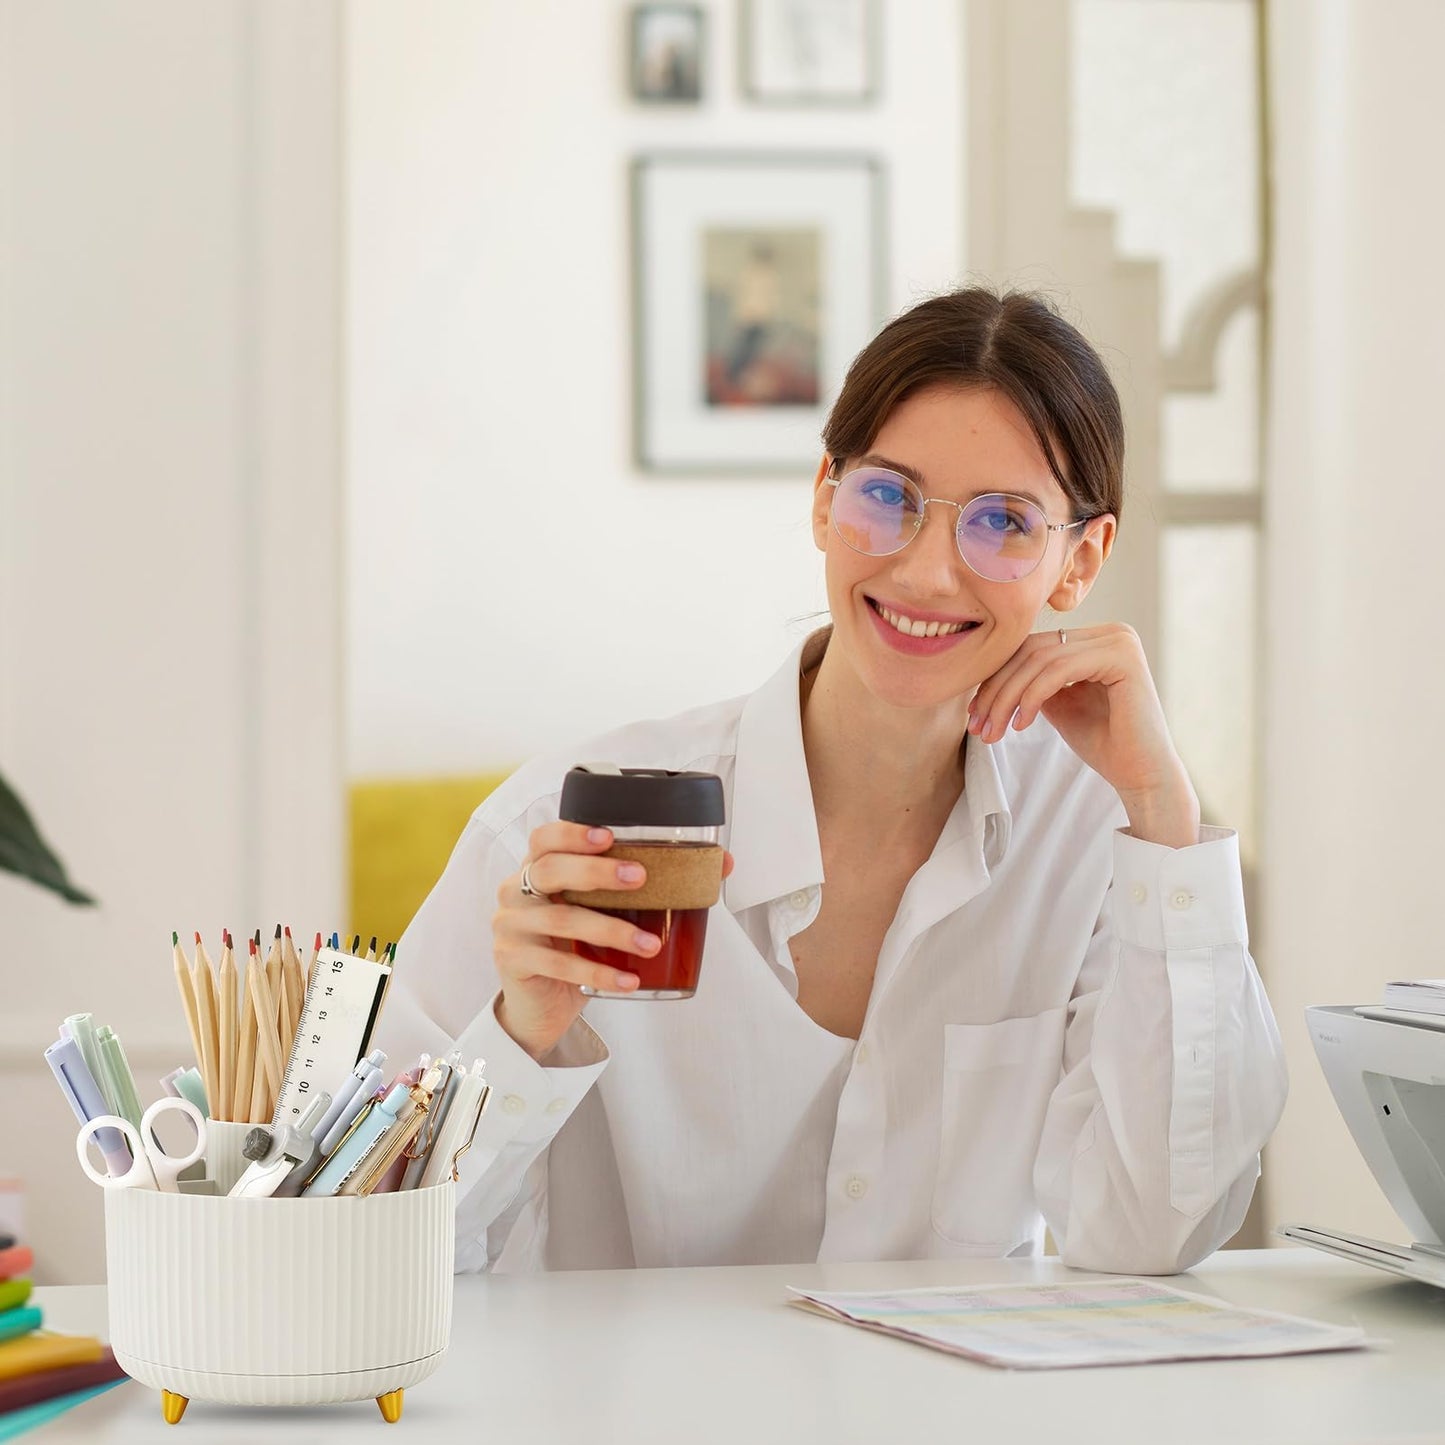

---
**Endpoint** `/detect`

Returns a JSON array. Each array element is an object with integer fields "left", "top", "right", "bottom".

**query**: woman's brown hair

[{"left": 821, "top": 287, "right": 1124, "bottom": 523}]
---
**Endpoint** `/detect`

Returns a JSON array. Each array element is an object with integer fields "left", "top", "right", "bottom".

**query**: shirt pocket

[{"left": 929, "top": 1008, "right": 1067, "bottom": 1251}]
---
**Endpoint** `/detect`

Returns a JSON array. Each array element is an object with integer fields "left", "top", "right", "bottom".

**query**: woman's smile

[{"left": 864, "top": 595, "right": 983, "bottom": 655}]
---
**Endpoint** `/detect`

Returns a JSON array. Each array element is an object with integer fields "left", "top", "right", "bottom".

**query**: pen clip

[{"left": 447, "top": 1083, "right": 490, "bottom": 1182}]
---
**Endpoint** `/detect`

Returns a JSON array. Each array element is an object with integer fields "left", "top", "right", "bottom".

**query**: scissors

[{"left": 76, "top": 1096, "right": 206, "bottom": 1192}]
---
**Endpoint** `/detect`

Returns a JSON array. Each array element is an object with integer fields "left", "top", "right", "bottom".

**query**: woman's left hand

[{"left": 966, "top": 623, "right": 1201, "bottom": 848}]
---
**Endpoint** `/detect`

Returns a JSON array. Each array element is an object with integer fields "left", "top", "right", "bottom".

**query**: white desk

[{"left": 27, "top": 1249, "right": 1445, "bottom": 1443}]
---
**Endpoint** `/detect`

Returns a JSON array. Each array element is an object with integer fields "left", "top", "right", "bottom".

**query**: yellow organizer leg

[
  {"left": 376, "top": 1389, "right": 404, "bottom": 1423},
  {"left": 161, "top": 1390, "right": 189, "bottom": 1424}
]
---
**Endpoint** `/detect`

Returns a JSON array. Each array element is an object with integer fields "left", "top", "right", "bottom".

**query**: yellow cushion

[{"left": 348, "top": 772, "right": 512, "bottom": 952}]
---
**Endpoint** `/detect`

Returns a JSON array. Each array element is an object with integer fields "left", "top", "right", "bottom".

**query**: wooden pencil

[
  {"left": 171, "top": 932, "right": 205, "bottom": 1088},
  {"left": 234, "top": 939, "right": 259, "bottom": 1122},
  {"left": 247, "top": 942, "right": 285, "bottom": 1111},
  {"left": 191, "top": 931, "right": 221, "bottom": 1118},
  {"left": 216, "top": 931, "right": 237, "bottom": 1123},
  {"left": 281, "top": 926, "right": 304, "bottom": 1049}
]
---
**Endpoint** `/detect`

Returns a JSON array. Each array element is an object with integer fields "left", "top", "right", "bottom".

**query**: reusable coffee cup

[{"left": 559, "top": 764, "right": 725, "bottom": 1000}]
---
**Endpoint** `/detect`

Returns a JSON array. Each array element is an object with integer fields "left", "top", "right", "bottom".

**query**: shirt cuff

[
  {"left": 452, "top": 991, "right": 610, "bottom": 1148},
  {"left": 1112, "top": 825, "right": 1248, "bottom": 954}
]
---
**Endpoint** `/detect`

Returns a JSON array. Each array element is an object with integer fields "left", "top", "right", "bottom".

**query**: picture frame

[
  {"left": 740, "top": 0, "right": 878, "bottom": 105},
  {"left": 630, "top": 4, "right": 705, "bottom": 104},
  {"left": 631, "top": 152, "right": 886, "bottom": 475}
]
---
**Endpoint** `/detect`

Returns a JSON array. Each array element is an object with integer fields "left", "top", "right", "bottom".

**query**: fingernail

[
  {"left": 615, "top": 972, "right": 640, "bottom": 989},
  {"left": 634, "top": 931, "right": 660, "bottom": 953},
  {"left": 587, "top": 827, "right": 611, "bottom": 844},
  {"left": 617, "top": 862, "right": 644, "bottom": 883}
]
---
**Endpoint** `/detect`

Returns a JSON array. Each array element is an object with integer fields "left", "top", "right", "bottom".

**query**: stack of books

[
  {"left": 0, "top": 1234, "right": 127, "bottom": 1439},
  {"left": 1379, "top": 980, "right": 1445, "bottom": 1016}
]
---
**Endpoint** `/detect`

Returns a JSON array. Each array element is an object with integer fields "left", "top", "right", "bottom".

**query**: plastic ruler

[{"left": 273, "top": 946, "right": 392, "bottom": 1126}]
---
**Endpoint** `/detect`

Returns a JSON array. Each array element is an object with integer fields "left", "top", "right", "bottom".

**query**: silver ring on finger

[{"left": 519, "top": 862, "right": 547, "bottom": 900}]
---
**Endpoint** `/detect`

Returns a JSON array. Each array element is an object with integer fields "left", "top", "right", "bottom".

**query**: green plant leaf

[{"left": 0, "top": 770, "right": 96, "bottom": 905}]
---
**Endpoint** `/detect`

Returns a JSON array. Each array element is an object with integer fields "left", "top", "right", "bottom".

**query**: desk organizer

[{"left": 104, "top": 1124, "right": 454, "bottom": 1425}]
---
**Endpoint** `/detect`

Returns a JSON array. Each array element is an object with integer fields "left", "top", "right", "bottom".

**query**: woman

[{"left": 377, "top": 287, "right": 1287, "bottom": 1274}]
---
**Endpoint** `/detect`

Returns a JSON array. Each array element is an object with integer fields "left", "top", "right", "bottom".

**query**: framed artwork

[
  {"left": 740, "top": 0, "right": 878, "bottom": 105},
  {"left": 630, "top": 4, "right": 705, "bottom": 104},
  {"left": 631, "top": 152, "right": 886, "bottom": 474}
]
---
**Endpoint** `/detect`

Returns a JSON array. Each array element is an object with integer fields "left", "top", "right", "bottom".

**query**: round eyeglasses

[{"left": 826, "top": 465, "right": 1090, "bottom": 583}]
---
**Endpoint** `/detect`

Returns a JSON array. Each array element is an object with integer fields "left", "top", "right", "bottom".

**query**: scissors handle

[
  {"left": 138, "top": 1097, "right": 206, "bottom": 1192},
  {"left": 76, "top": 1116, "right": 157, "bottom": 1190}
]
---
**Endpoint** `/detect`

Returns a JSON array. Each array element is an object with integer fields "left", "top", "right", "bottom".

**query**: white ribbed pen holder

[{"left": 104, "top": 1181, "right": 455, "bottom": 1424}]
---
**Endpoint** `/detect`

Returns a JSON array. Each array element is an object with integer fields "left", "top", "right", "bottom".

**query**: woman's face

[{"left": 811, "top": 383, "right": 1113, "bottom": 712}]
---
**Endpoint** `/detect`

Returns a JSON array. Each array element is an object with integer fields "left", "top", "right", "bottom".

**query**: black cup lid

[{"left": 559, "top": 765, "right": 725, "bottom": 827}]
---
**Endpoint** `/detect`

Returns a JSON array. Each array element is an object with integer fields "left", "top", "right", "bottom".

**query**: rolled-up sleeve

[{"left": 1034, "top": 825, "right": 1288, "bottom": 1273}]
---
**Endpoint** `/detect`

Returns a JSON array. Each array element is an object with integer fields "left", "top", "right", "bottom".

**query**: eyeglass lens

[{"left": 830, "top": 468, "right": 1049, "bottom": 582}]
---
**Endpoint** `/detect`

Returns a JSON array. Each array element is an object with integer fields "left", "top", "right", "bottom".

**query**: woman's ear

[
  {"left": 1047, "top": 514, "right": 1116, "bottom": 613},
  {"left": 811, "top": 454, "right": 835, "bottom": 553}
]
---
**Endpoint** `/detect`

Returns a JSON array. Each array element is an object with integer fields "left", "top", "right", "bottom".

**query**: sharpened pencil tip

[
  {"left": 274, "top": 923, "right": 282, "bottom": 939},
  {"left": 284, "top": 925, "right": 292, "bottom": 939},
  {"left": 314, "top": 932, "right": 323, "bottom": 951},
  {"left": 172, "top": 930, "right": 179, "bottom": 946},
  {"left": 194, "top": 931, "right": 202, "bottom": 945}
]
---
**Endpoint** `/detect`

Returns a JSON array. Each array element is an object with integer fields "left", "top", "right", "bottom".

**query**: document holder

[{"left": 103, "top": 1162, "right": 454, "bottom": 1425}]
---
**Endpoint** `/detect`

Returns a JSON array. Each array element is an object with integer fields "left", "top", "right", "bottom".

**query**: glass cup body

[{"left": 575, "top": 823, "right": 720, "bottom": 1000}]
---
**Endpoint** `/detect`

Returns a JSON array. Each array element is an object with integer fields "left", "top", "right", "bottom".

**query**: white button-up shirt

[{"left": 376, "top": 632, "right": 1287, "bottom": 1275}]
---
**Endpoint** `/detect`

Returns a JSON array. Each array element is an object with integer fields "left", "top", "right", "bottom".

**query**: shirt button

[
  {"left": 501, "top": 1093, "right": 527, "bottom": 1115},
  {"left": 845, "top": 1175, "right": 868, "bottom": 1200},
  {"left": 1170, "top": 890, "right": 1193, "bottom": 911},
  {"left": 545, "top": 1097, "right": 568, "bottom": 1115},
  {"left": 789, "top": 890, "right": 809, "bottom": 910},
  {"left": 1131, "top": 883, "right": 1147, "bottom": 904}
]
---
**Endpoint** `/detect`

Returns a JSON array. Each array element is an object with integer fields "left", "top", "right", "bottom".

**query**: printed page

[{"left": 787, "top": 1279, "right": 1367, "bottom": 1369}]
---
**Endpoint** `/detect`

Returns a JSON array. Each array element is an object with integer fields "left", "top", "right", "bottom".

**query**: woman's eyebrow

[{"left": 857, "top": 453, "right": 1052, "bottom": 511}]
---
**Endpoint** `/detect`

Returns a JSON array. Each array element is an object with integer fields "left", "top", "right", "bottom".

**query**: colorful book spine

[
  {"left": 0, "top": 1380, "right": 127, "bottom": 1442},
  {"left": 0, "top": 1310, "right": 39, "bottom": 1347},
  {"left": 0, "top": 1331, "right": 103, "bottom": 1383},
  {"left": 0, "top": 1346, "right": 127, "bottom": 1414},
  {"left": 0, "top": 1249, "right": 32, "bottom": 1282}
]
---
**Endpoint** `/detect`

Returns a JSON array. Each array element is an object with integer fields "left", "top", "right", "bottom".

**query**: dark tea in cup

[{"left": 558, "top": 765, "right": 725, "bottom": 1000}]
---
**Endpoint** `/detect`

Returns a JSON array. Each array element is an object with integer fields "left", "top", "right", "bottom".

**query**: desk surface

[{"left": 28, "top": 1249, "right": 1445, "bottom": 1444}]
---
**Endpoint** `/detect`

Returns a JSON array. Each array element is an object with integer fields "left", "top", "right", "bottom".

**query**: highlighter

[
  {"left": 44, "top": 1036, "right": 132, "bottom": 1176},
  {"left": 95, "top": 1026, "right": 144, "bottom": 1132}
]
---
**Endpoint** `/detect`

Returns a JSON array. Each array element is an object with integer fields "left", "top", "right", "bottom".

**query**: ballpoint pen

[
  {"left": 398, "top": 1055, "right": 462, "bottom": 1192},
  {"left": 312, "top": 1048, "right": 387, "bottom": 1144},
  {"left": 317, "top": 1063, "right": 385, "bottom": 1156},
  {"left": 303, "top": 1079, "right": 425, "bottom": 1197},
  {"left": 419, "top": 1061, "right": 490, "bottom": 1189},
  {"left": 339, "top": 1064, "right": 445, "bottom": 1197}
]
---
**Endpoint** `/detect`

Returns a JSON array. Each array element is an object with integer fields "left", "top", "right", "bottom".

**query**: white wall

[
  {"left": 0, "top": 1, "right": 341, "bottom": 1283},
  {"left": 345, "top": 0, "right": 964, "bottom": 775},
  {"left": 1262, "top": 0, "right": 1445, "bottom": 1238}
]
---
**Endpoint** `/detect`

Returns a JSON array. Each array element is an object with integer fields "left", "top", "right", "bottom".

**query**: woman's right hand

[{"left": 492, "top": 823, "right": 660, "bottom": 1062}]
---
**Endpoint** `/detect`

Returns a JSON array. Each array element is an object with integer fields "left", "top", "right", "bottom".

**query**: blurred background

[{"left": 3, "top": 0, "right": 1440, "bottom": 1283}]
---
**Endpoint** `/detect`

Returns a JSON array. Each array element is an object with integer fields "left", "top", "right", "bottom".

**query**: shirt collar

[
  {"left": 724, "top": 628, "right": 1015, "bottom": 913},
  {"left": 723, "top": 631, "right": 827, "bottom": 914}
]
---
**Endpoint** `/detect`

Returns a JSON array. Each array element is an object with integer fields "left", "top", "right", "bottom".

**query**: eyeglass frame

[{"left": 823, "top": 461, "right": 1093, "bottom": 583}]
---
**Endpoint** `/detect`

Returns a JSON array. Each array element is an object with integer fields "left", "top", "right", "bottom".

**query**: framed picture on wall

[
  {"left": 630, "top": 4, "right": 705, "bottom": 104},
  {"left": 631, "top": 152, "right": 886, "bottom": 474},
  {"left": 740, "top": 0, "right": 878, "bottom": 105}
]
